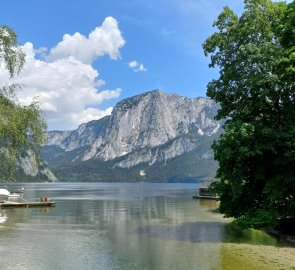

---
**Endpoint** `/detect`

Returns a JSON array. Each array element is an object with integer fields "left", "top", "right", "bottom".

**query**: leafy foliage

[
  {"left": 204, "top": 0, "right": 295, "bottom": 230},
  {"left": 0, "top": 25, "right": 47, "bottom": 180}
]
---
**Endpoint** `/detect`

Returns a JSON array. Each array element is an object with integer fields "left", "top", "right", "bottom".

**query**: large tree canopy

[
  {"left": 0, "top": 25, "right": 47, "bottom": 180},
  {"left": 203, "top": 0, "right": 295, "bottom": 230}
]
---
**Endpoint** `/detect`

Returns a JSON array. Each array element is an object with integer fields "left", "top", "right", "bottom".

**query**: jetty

[
  {"left": 0, "top": 188, "right": 56, "bottom": 208},
  {"left": 0, "top": 200, "right": 56, "bottom": 208},
  {"left": 192, "top": 187, "right": 218, "bottom": 200}
]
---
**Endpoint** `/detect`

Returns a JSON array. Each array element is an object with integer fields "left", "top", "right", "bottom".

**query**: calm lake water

[{"left": 0, "top": 183, "right": 294, "bottom": 270}]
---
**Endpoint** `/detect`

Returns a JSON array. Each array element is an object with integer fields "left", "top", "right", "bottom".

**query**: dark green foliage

[
  {"left": 50, "top": 151, "right": 216, "bottom": 183},
  {"left": 204, "top": 0, "right": 295, "bottom": 230}
]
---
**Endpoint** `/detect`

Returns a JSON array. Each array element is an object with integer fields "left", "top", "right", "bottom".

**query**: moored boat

[
  {"left": 0, "top": 188, "right": 10, "bottom": 196},
  {"left": 7, "top": 193, "right": 21, "bottom": 198}
]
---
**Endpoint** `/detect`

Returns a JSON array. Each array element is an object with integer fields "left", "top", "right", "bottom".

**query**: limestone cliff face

[
  {"left": 0, "top": 146, "right": 57, "bottom": 182},
  {"left": 18, "top": 149, "right": 57, "bottom": 182},
  {"left": 81, "top": 90, "right": 220, "bottom": 162},
  {"left": 45, "top": 90, "right": 220, "bottom": 164},
  {"left": 43, "top": 90, "right": 221, "bottom": 181},
  {"left": 46, "top": 116, "right": 109, "bottom": 152}
]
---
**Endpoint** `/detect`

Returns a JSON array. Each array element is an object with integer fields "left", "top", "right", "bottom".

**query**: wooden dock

[
  {"left": 192, "top": 187, "right": 218, "bottom": 200},
  {"left": 192, "top": 195, "right": 217, "bottom": 200},
  {"left": 0, "top": 201, "right": 56, "bottom": 208}
]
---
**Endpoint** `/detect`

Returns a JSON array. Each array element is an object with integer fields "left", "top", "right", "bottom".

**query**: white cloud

[
  {"left": 47, "top": 17, "right": 125, "bottom": 64},
  {"left": 137, "top": 64, "right": 147, "bottom": 72},
  {"left": 0, "top": 17, "right": 125, "bottom": 131},
  {"left": 71, "top": 107, "right": 113, "bottom": 127},
  {"left": 34, "top": 47, "right": 47, "bottom": 54},
  {"left": 128, "top": 60, "right": 138, "bottom": 68},
  {"left": 128, "top": 60, "right": 147, "bottom": 72}
]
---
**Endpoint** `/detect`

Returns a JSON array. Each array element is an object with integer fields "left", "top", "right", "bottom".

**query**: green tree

[
  {"left": 0, "top": 25, "right": 47, "bottom": 180},
  {"left": 203, "top": 0, "right": 295, "bottom": 230}
]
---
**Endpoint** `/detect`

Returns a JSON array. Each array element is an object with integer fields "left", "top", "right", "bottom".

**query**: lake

[{"left": 0, "top": 183, "right": 294, "bottom": 270}]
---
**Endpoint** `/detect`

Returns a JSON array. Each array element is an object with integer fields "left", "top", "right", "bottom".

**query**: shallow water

[{"left": 0, "top": 183, "right": 294, "bottom": 270}]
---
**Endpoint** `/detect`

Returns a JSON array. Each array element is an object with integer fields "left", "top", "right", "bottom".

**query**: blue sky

[{"left": 0, "top": 0, "right": 283, "bottom": 130}]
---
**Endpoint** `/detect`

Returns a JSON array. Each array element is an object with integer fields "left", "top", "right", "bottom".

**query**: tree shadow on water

[
  {"left": 136, "top": 222, "right": 285, "bottom": 246},
  {"left": 137, "top": 222, "right": 224, "bottom": 244}
]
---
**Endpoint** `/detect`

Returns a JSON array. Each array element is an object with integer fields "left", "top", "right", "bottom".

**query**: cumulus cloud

[
  {"left": 0, "top": 17, "right": 125, "bottom": 131},
  {"left": 34, "top": 47, "right": 47, "bottom": 54},
  {"left": 71, "top": 107, "right": 113, "bottom": 127},
  {"left": 128, "top": 60, "right": 147, "bottom": 72},
  {"left": 47, "top": 17, "right": 125, "bottom": 64}
]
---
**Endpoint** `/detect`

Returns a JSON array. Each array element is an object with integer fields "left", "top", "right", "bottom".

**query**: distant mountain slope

[
  {"left": 42, "top": 90, "right": 222, "bottom": 182},
  {"left": 0, "top": 146, "right": 57, "bottom": 183}
]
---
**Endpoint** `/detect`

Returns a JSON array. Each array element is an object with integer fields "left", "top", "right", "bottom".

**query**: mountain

[
  {"left": 42, "top": 90, "right": 222, "bottom": 182},
  {"left": 15, "top": 149, "right": 58, "bottom": 182},
  {"left": 0, "top": 146, "right": 57, "bottom": 183}
]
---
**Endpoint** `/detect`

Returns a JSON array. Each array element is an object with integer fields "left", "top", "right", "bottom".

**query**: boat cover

[{"left": 0, "top": 189, "right": 10, "bottom": 196}]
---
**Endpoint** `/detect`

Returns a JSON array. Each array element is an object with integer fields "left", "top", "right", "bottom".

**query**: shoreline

[{"left": 265, "top": 229, "right": 295, "bottom": 246}]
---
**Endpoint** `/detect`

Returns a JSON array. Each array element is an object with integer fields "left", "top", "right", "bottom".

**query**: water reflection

[
  {"left": 0, "top": 183, "right": 294, "bottom": 270},
  {"left": 136, "top": 222, "right": 278, "bottom": 246},
  {"left": 0, "top": 210, "right": 7, "bottom": 224},
  {"left": 136, "top": 222, "right": 224, "bottom": 243}
]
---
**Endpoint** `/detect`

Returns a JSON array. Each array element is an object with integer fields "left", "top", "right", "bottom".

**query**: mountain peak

[{"left": 43, "top": 90, "right": 222, "bottom": 182}]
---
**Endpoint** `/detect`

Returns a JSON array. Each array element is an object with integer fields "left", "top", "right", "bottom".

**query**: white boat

[
  {"left": 0, "top": 188, "right": 21, "bottom": 198},
  {"left": 0, "top": 189, "right": 10, "bottom": 196},
  {"left": 7, "top": 193, "right": 21, "bottom": 198}
]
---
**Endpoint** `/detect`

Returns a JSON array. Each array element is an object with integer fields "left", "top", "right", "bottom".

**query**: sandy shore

[{"left": 220, "top": 243, "right": 295, "bottom": 270}]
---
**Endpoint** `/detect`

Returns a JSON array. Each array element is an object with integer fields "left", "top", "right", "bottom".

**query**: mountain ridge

[{"left": 42, "top": 90, "right": 222, "bottom": 182}]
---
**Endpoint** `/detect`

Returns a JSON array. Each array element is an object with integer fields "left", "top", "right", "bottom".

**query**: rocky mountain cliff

[
  {"left": 0, "top": 146, "right": 57, "bottom": 183},
  {"left": 42, "top": 90, "right": 222, "bottom": 182},
  {"left": 16, "top": 149, "right": 58, "bottom": 182}
]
